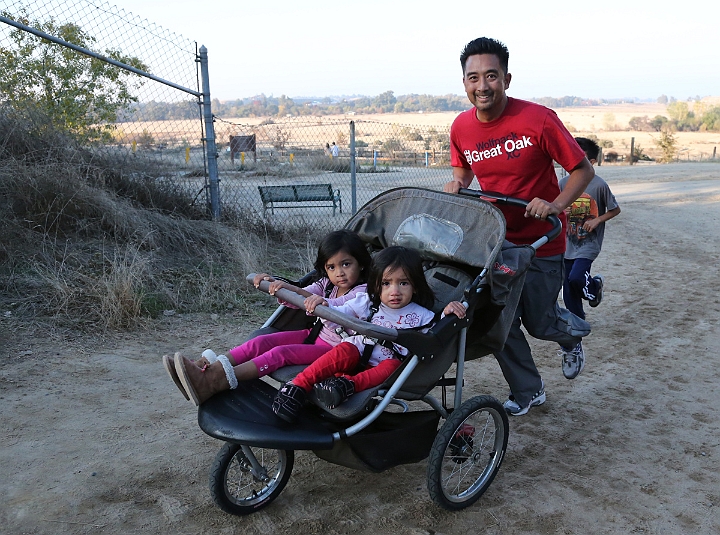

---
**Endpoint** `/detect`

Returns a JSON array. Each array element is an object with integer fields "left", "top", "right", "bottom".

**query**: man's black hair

[
  {"left": 574, "top": 137, "right": 601, "bottom": 161},
  {"left": 460, "top": 37, "right": 509, "bottom": 75}
]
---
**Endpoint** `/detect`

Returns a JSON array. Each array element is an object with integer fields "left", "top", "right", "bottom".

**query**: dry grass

[{"left": 0, "top": 105, "right": 322, "bottom": 332}]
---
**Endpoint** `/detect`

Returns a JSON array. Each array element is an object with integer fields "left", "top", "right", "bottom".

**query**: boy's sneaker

[
  {"left": 313, "top": 376, "right": 355, "bottom": 409},
  {"left": 503, "top": 383, "right": 546, "bottom": 416},
  {"left": 272, "top": 383, "right": 306, "bottom": 423},
  {"left": 560, "top": 342, "right": 586, "bottom": 379},
  {"left": 589, "top": 275, "right": 604, "bottom": 308}
]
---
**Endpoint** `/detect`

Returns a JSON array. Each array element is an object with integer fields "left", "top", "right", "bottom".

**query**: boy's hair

[
  {"left": 574, "top": 137, "right": 601, "bottom": 161},
  {"left": 314, "top": 229, "right": 372, "bottom": 283},
  {"left": 367, "top": 246, "right": 435, "bottom": 310},
  {"left": 460, "top": 37, "right": 509, "bottom": 75}
]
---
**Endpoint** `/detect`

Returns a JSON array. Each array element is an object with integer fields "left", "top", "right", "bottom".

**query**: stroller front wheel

[
  {"left": 427, "top": 395, "right": 509, "bottom": 510},
  {"left": 210, "top": 442, "right": 294, "bottom": 516}
]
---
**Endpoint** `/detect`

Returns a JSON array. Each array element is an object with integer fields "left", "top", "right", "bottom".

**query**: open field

[
  {"left": 117, "top": 99, "right": 720, "bottom": 163},
  {"left": 2, "top": 163, "right": 720, "bottom": 534}
]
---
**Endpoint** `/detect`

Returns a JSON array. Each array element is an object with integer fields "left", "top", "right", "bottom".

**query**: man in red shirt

[{"left": 444, "top": 37, "right": 594, "bottom": 415}]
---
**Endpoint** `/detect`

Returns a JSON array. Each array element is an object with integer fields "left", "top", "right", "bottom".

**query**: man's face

[{"left": 462, "top": 54, "right": 511, "bottom": 122}]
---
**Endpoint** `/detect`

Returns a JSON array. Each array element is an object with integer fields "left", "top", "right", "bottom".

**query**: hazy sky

[{"left": 115, "top": 0, "right": 719, "bottom": 102}]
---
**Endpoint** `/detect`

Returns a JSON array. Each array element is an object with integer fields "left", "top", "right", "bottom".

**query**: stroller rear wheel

[
  {"left": 209, "top": 442, "right": 294, "bottom": 515},
  {"left": 427, "top": 395, "right": 509, "bottom": 510}
]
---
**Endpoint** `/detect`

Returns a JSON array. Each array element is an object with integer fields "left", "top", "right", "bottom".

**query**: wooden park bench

[{"left": 258, "top": 184, "right": 342, "bottom": 216}]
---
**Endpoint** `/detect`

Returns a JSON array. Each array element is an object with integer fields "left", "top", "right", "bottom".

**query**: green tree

[
  {"left": 650, "top": 115, "right": 668, "bottom": 131},
  {"left": 0, "top": 11, "right": 148, "bottom": 140},
  {"left": 136, "top": 129, "right": 154, "bottom": 149},
  {"left": 654, "top": 128, "right": 678, "bottom": 163},
  {"left": 667, "top": 101, "right": 690, "bottom": 123}
]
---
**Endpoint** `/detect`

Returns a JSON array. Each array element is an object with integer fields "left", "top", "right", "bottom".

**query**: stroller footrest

[{"left": 198, "top": 380, "right": 335, "bottom": 450}]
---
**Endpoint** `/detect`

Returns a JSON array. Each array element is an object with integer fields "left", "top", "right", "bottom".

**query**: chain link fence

[
  {"left": 211, "top": 117, "right": 452, "bottom": 227},
  {"left": 0, "top": 0, "right": 214, "bottom": 207},
  {"left": 1, "top": 0, "right": 455, "bottom": 231}
]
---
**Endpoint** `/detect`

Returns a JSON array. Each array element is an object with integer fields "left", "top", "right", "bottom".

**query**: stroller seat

[{"left": 267, "top": 262, "right": 477, "bottom": 421}]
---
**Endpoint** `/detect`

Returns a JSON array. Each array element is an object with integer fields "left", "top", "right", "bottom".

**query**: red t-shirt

[{"left": 450, "top": 98, "right": 585, "bottom": 256}]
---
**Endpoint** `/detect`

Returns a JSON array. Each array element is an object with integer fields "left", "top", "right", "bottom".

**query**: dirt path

[{"left": 1, "top": 163, "right": 719, "bottom": 534}]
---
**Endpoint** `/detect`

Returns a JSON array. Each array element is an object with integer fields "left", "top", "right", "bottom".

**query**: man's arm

[
  {"left": 443, "top": 167, "right": 475, "bottom": 193},
  {"left": 525, "top": 158, "right": 595, "bottom": 219}
]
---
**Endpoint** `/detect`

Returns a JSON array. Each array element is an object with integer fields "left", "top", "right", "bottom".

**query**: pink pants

[
  {"left": 227, "top": 329, "right": 333, "bottom": 378},
  {"left": 292, "top": 341, "right": 402, "bottom": 392}
]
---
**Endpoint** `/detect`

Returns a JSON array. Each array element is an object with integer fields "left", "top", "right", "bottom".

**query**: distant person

[
  {"left": 443, "top": 37, "right": 594, "bottom": 416},
  {"left": 324, "top": 142, "right": 331, "bottom": 156},
  {"left": 559, "top": 137, "right": 621, "bottom": 320},
  {"left": 330, "top": 142, "right": 339, "bottom": 158}
]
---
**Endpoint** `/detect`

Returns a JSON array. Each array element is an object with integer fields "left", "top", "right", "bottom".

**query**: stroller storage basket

[{"left": 313, "top": 410, "right": 441, "bottom": 472}]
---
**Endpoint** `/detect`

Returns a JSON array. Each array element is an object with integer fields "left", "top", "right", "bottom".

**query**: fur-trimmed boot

[
  {"left": 174, "top": 353, "right": 238, "bottom": 406},
  {"left": 163, "top": 349, "right": 221, "bottom": 402}
]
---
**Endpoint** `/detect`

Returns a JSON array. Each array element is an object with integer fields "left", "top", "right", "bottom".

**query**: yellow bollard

[
  {"left": 241, "top": 152, "right": 245, "bottom": 165},
  {"left": 290, "top": 153, "right": 294, "bottom": 164},
  {"left": 185, "top": 146, "right": 190, "bottom": 164},
  {"left": 132, "top": 140, "right": 137, "bottom": 153}
]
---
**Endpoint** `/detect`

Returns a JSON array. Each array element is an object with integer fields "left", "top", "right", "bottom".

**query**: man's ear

[{"left": 504, "top": 73, "right": 512, "bottom": 89}]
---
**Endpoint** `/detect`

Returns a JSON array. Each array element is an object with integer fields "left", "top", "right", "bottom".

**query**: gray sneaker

[
  {"left": 589, "top": 275, "right": 604, "bottom": 307},
  {"left": 503, "top": 383, "right": 546, "bottom": 416},
  {"left": 560, "top": 342, "right": 586, "bottom": 379}
]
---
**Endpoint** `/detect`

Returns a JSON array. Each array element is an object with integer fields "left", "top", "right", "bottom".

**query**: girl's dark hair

[
  {"left": 367, "top": 246, "right": 435, "bottom": 310},
  {"left": 314, "top": 229, "right": 372, "bottom": 283}
]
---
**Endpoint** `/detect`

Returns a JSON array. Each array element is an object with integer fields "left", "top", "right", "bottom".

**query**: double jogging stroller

[{"left": 195, "top": 187, "right": 560, "bottom": 515}]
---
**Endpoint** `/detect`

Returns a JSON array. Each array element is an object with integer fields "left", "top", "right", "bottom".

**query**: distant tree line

[
  {"left": 628, "top": 101, "right": 720, "bottom": 132},
  {"left": 122, "top": 93, "right": 651, "bottom": 122},
  {"left": 119, "top": 91, "right": 471, "bottom": 121},
  {"left": 119, "top": 92, "right": 720, "bottom": 133}
]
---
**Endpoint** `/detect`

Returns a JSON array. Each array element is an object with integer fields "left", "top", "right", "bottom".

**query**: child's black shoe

[
  {"left": 313, "top": 377, "right": 355, "bottom": 409},
  {"left": 272, "top": 383, "right": 306, "bottom": 423}
]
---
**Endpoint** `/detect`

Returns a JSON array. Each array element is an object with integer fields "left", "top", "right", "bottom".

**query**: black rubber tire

[
  {"left": 209, "top": 442, "right": 294, "bottom": 516},
  {"left": 427, "top": 395, "right": 509, "bottom": 510}
]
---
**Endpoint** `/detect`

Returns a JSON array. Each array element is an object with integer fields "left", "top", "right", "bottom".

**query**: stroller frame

[{"left": 195, "top": 188, "right": 561, "bottom": 515}]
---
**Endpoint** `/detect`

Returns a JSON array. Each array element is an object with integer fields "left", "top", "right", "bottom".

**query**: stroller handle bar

[
  {"left": 248, "top": 277, "right": 399, "bottom": 341},
  {"left": 458, "top": 189, "right": 562, "bottom": 250}
]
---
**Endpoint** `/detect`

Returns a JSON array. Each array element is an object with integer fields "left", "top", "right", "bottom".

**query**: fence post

[
  {"left": 629, "top": 137, "right": 635, "bottom": 166},
  {"left": 350, "top": 121, "right": 357, "bottom": 214},
  {"left": 373, "top": 150, "right": 377, "bottom": 170},
  {"left": 199, "top": 46, "right": 221, "bottom": 220}
]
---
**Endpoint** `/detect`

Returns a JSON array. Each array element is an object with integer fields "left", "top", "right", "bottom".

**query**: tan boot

[
  {"left": 163, "top": 353, "right": 190, "bottom": 401},
  {"left": 194, "top": 349, "right": 220, "bottom": 369},
  {"left": 175, "top": 355, "right": 231, "bottom": 406}
]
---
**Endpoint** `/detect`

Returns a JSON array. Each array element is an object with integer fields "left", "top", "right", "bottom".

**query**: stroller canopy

[{"left": 344, "top": 188, "right": 506, "bottom": 273}]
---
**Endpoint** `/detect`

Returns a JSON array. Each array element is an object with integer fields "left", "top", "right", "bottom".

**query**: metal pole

[
  {"left": 350, "top": 121, "right": 357, "bottom": 214},
  {"left": 198, "top": 46, "right": 220, "bottom": 220},
  {"left": 629, "top": 137, "right": 635, "bottom": 166}
]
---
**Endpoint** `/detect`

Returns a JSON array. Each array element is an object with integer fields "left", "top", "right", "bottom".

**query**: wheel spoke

[{"left": 428, "top": 396, "right": 509, "bottom": 510}]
